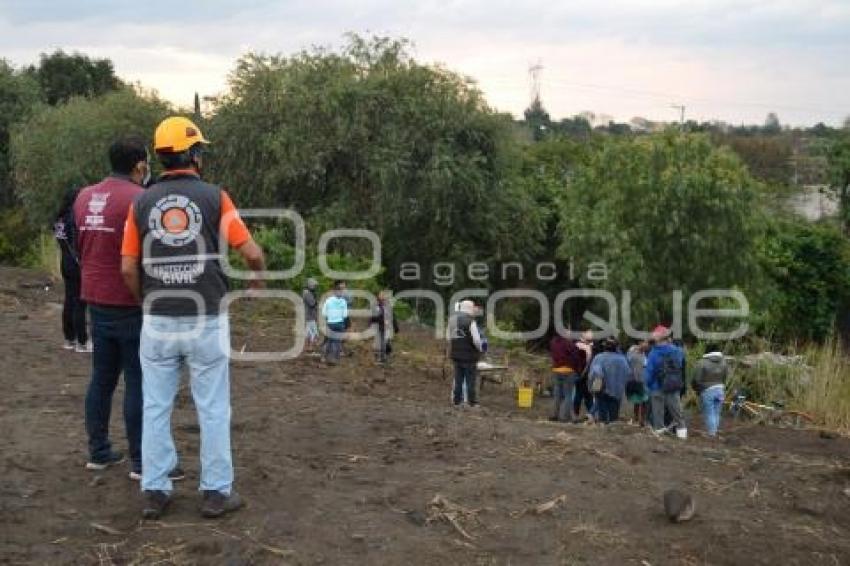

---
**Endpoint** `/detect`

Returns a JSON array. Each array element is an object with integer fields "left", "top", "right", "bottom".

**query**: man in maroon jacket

[
  {"left": 549, "top": 330, "right": 587, "bottom": 423},
  {"left": 74, "top": 137, "right": 153, "bottom": 478}
]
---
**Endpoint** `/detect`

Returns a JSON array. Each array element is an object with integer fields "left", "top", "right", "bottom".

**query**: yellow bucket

[{"left": 517, "top": 386, "right": 534, "bottom": 408}]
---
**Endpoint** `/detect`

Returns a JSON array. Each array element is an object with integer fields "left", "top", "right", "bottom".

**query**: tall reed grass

[{"left": 729, "top": 339, "right": 850, "bottom": 433}]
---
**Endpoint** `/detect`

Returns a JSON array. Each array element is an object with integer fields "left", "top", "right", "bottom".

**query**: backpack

[
  {"left": 656, "top": 351, "right": 683, "bottom": 393},
  {"left": 589, "top": 369, "right": 604, "bottom": 394}
]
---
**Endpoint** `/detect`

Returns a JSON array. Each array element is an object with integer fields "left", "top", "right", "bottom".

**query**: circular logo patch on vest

[{"left": 148, "top": 194, "right": 203, "bottom": 247}]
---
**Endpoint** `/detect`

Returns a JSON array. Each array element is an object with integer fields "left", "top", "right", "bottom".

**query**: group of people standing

[
  {"left": 54, "top": 116, "right": 266, "bottom": 520},
  {"left": 302, "top": 280, "right": 398, "bottom": 365},
  {"left": 549, "top": 325, "right": 730, "bottom": 437}
]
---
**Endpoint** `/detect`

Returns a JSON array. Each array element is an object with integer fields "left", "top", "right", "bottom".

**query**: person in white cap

[{"left": 446, "top": 300, "right": 484, "bottom": 406}]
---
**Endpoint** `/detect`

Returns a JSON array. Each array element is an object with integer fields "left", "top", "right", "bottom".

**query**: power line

[
  {"left": 481, "top": 73, "right": 831, "bottom": 114},
  {"left": 537, "top": 77, "right": 830, "bottom": 114}
]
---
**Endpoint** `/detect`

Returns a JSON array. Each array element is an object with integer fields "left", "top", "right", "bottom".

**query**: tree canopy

[
  {"left": 11, "top": 89, "right": 169, "bottom": 223},
  {"left": 208, "top": 35, "right": 544, "bottom": 289},
  {"left": 0, "top": 61, "right": 42, "bottom": 207},
  {"left": 554, "top": 132, "right": 764, "bottom": 327},
  {"left": 27, "top": 50, "right": 121, "bottom": 106}
]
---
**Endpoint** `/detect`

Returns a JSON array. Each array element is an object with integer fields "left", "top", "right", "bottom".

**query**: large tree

[
  {"left": 209, "top": 35, "right": 544, "bottom": 290},
  {"left": 11, "top": 89, "right": 169, "bottom": 224},
  {"left": 0, "top": 60, "right": 42, "bottom": 207},
  {"left": 555, "top": 131, "right": 764, "bottom": 329},
  {"left": 28, "top": 50, "right": 121, "bottom": 105}
]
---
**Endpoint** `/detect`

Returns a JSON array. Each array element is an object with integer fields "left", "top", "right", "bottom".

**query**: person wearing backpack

[
  {"left": 644, "top": 325, "right": 686, "bottom": 434},
  {"left": 692, "top": 344, "right": 729, "bottom": 437},
  {"left": 586, "top": 337, "right": 631, "bottom": 424}
]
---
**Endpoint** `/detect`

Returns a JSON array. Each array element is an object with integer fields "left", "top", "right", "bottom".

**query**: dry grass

[
  {"left": 796, "top": 340, "right": 850, "bottom": 432},
  {"left": 732, "top": 339, "right": 850, "bottom": 433}
]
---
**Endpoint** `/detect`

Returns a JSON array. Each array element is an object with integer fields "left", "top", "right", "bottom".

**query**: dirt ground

[{"left": 1, "top": 266, "right": 849, "bottom": 565}]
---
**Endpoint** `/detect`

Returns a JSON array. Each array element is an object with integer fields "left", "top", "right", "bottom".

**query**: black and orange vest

[{"left": 133, "top": 173, "right": 228, "bottom": 316}]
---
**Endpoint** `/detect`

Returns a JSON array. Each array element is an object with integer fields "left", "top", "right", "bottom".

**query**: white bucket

[{"left": 676, "top": 427, "right": 688, "bottom": 440}]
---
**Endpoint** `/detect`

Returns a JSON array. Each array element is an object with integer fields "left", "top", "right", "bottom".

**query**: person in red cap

[{"left": 644, "top": 325, "right": 686, "bottom": 434}]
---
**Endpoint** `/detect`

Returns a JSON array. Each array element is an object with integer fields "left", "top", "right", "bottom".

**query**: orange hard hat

[{"left": 154, "top": 116, "right": 209, "bottom": 153}]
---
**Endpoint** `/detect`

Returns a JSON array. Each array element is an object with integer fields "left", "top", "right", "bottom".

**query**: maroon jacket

[
  {"left": 549, "top": 335, "right": 586, "bottom": 374},
  {"left": 74, "top": 176, "right": 143, "bottom": 307}
]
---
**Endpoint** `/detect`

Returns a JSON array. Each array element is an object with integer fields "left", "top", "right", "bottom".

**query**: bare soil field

[{"left": 1, "top": 266, "right": 849, "bottom": 565}]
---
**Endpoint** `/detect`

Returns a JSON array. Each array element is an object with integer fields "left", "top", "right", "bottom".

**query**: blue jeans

[
  {"left": 453, "top": 361, "right": 478, "bottom": 405},
  {"left": 140, "top": 315, "right": 232, "bottom": 495},
  {"left": 552, "top": 372, "right": 579, "bottom": 421},
  {"left": 701, "top": 385, "right": 725, "bottom": 436},
  {"left": 85, "top": 306, "right": 142, "bottom": 468}
]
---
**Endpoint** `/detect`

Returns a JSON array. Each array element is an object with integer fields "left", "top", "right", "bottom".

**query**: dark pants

[
  {"left": 85, "top": 306, "right": 143, "bottom": 469},
  {"left": 573, "top": 376, "right": 594, "bottom": 416},
  {"left": 61, "top": 262, "right": 87, "bottom": 344},
  {"left": 324, "top": 321, "right": 346, "bottom": 362},
  {"left": 453, "top": 361, "right": 478, "bottom": 405},
  {"left": 597, "top": 393, "right": 621, "bottom": 424},
  {"left": 633, "top": 401, "right": 648, "bottom": 426},
  {"left": 375, "top": 328, "right": 388, "bottom": 363}
]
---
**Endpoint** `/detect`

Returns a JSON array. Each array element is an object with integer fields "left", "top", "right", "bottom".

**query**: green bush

[
  {"left": 757, "top": 218, "right": 850, "bottom": 343},
  {"left": 227, "top": 223, "right": 398, "bottom": 302},
  {"left": 0, "top": 207, "right": 41, "bottom": 265},
  {"left": 11, "top": 88, "right": 169, "bottom": 226}
]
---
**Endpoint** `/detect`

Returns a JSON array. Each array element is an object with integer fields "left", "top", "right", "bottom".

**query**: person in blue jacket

[
  {"left": 586, "top": 337, "right": 631, "bottom": 423},
  {"left": 644, "top": 325, "right": 686, "bottom": 434}
]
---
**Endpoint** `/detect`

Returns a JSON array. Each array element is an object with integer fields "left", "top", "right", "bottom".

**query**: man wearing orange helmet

[{"left": 121, "top": 116, "right": 266, "bottom": 519}]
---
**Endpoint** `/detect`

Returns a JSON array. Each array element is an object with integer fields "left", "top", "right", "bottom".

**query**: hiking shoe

[
  {"left": 86, "top": 451, "right": 125, "bottom": 470},
  {"left": 62, "top": 340, "right": 75, "bottom": 350},
  {"left": 201, "top": 490, "right": 243, "bottom": 518},
  {"left": 129, "top": 467, "right": 186, "bottom": 482},
  {"left": 142, "top": 490, "right": 172, "bottom": 520},
  {"left": 75, "top": 341, "right": 93, "bottom": 353}
]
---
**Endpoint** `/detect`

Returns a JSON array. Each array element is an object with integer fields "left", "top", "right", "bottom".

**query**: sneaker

[
  {"left": 201, "top": 490, "right": 243, "bottom": 518},
  {"left": 86, "top": 451, "right": 125, "bottom": 470},
  {"left": 75, "top": 341, "right": 93, "bottom": 353},
  {"left": 129, "top": 467, "right": 186, "bottom": 482},
  {"left": 142, "top": 490, "right": 172, "bottom": 520},
  {"left": 62, "top": 340, "right": 75, "bottom": 350}
]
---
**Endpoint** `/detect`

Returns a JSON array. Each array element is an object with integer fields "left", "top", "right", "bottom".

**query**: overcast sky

[{"left": 1, "top": 0, "right": 848, "bottom": 126}]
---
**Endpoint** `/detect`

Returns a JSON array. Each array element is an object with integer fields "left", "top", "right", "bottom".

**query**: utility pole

[
  {"left": 529, "top": 60, "right": 543, "bottom": 105},
  {"left": 670, "top": 103, "right": 685, "bottom": 129}
]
